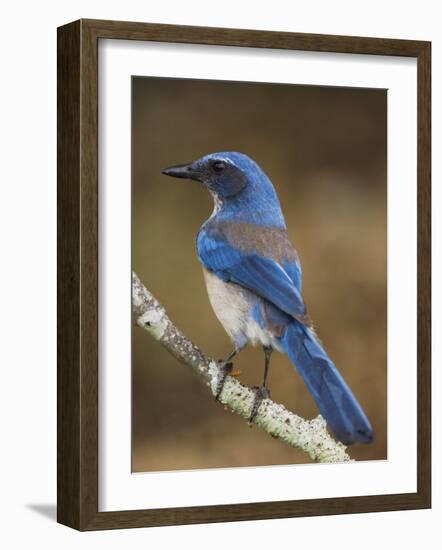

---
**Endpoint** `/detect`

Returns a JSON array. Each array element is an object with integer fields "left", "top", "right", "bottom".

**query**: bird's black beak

[{"left": 161, "top": 163, "right": 201, "bottom": 181}]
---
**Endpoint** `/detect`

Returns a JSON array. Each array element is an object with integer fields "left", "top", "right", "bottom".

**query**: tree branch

[{"left": 132, "top": 271, "right": 351, "bottom": 463}]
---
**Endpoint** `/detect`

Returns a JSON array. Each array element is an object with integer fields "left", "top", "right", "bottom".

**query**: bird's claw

[
  {"left": 249, "top": 386, "right": 271, "bottom": 424},
  {"left": 215, "top": 361, "right": 233, "bottom": 401}
]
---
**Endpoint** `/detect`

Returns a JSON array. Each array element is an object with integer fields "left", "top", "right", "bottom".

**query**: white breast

[
  {"left": 202, "top": 268, "right": 249, "bottom": 340},
  {"left": 202, "top": 268, "right": 277, "bottom": 349}
]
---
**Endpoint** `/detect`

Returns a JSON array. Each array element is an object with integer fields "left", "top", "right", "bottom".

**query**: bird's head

[
  {"left": 162, "top": 152, "right": 266, "bottom": 199},
  {"left": 162, "top": 152, "right": 285, "bottom": 227}
]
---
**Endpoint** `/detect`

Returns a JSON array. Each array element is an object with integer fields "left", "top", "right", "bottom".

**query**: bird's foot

[
  {"left": 215, "top": 361, "right": 234, "bottom": 401},
  {"left": 249, "top": 386, "right": 271, "bottom": 424}
]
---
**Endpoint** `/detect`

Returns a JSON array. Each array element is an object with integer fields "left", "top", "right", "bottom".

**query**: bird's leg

[
  {"left": 215, "top": 346, "right": 244, "bottom": 400},
  {"left": 262, "top": 345, "right": 272, "bottom": 391},
  {"left": 249, "top": 346, "right": 273, "bottom": 422}
]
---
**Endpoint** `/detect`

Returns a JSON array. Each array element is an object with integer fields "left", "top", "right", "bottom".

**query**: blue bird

[{"left": 162, "top": 152, "right": 373, "bottom": 445}]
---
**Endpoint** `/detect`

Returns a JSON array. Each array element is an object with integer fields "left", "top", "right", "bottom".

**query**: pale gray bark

[{"left": 133, "top": 271, "right": 352, "bottom": 463}]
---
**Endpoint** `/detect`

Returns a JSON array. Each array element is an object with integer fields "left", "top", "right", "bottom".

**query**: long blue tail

[{"left": 280, "top": 322, "right": 373, "bottom": 444}]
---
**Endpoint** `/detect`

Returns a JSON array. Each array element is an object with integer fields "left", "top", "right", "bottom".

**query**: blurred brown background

[{"left": 132, "top": 77, "right": 387, "bottom": 472}]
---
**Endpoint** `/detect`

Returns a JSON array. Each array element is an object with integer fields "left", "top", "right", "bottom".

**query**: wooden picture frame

[{"left": 57, "top": 18, "right": 431, "bottom": 530}]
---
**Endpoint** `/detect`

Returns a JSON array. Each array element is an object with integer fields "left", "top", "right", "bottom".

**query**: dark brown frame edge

[{"left": 57, "top": 18, "right": 431, "bottom": 531}]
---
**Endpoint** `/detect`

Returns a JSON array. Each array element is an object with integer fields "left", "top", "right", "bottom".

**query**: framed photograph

[{"left": 57, "top": 19, "right": 431, "bottom": 530}]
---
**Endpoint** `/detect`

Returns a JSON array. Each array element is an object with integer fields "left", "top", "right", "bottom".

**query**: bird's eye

[{"left": 212, "top": 161, "right": 226, "bottom": 172}]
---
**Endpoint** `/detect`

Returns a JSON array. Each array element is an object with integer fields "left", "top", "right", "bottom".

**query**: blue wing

[{"left": 197, "top": 229, "right": 307, "bottom": 324}]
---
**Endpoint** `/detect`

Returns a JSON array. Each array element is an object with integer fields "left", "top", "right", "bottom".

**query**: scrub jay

[{"left": 162, "top": 152, "right": 373, "bottom": 444}]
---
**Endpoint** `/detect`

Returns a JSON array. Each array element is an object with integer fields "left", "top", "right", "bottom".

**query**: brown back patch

[{"left": 214, "top": 221, "right": 299, "bottom": 264}]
